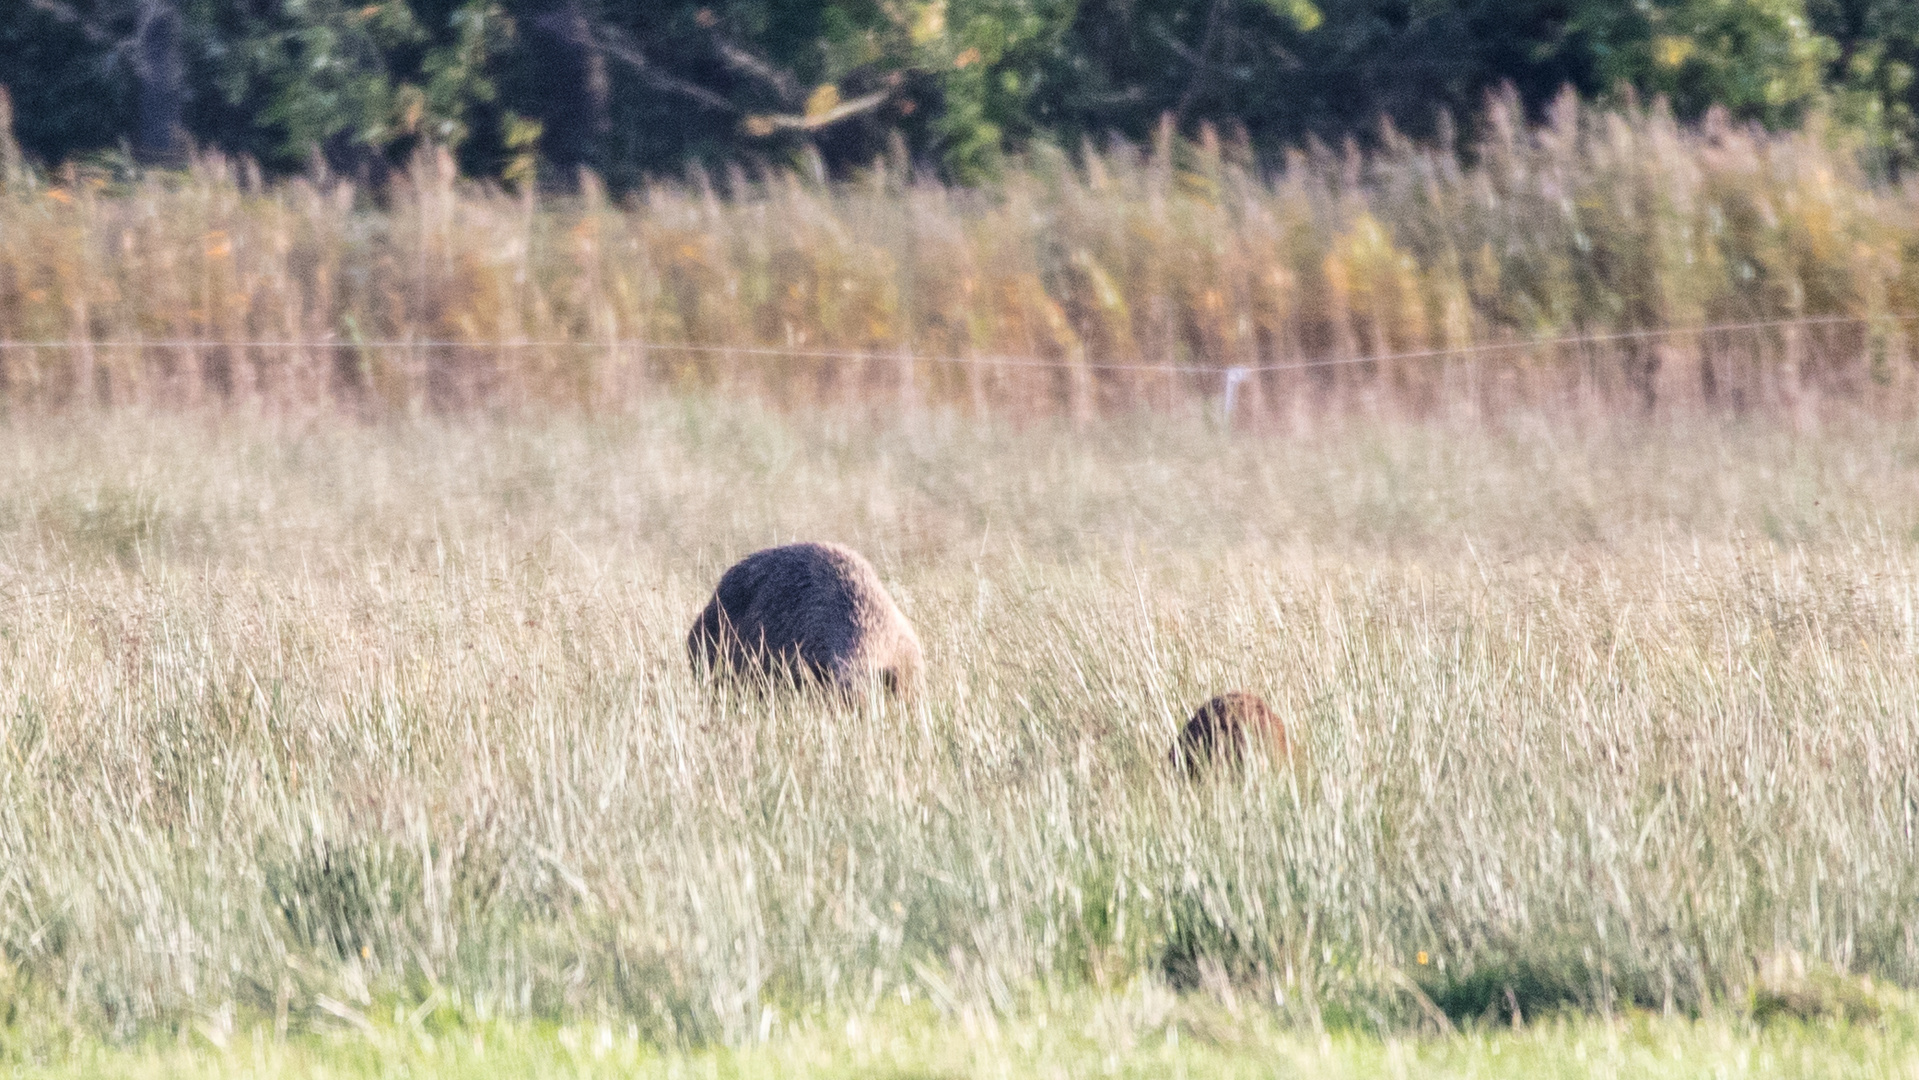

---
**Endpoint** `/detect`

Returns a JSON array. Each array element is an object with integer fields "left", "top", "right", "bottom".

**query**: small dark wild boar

[
  {"left": 1170, "top": 691, "right": 1291, "bottom": 775},
  {"left": 688, "top": 542, "right": 924, "bottom": 699}
]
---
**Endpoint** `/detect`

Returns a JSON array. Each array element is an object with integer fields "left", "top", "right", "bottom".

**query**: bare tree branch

[
  {"left": 592, "top": 24, "right": 738, "bottom": 112},
  {"left": 744, "top": 88, "right": 893, "bottom": 135},
  {"left": 1066, "top": 85, "right": 1150, "bottom": 110},
  {"left": 559, "top": 13, "right": 816, "bottom": 121},
  {"left": 712, "top": 36, "right": 803, "bottom": 107},
  {"left": 25, "top": 0, "right": 114, "bottom": 44},
  {"left": 1152, "top": 19, "right": 1290, "bottom": 75},
  {"left": 1175, "top": 0, "right": 1229, "bottom": 119}
]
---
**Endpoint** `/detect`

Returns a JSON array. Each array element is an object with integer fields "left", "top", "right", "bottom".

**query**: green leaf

[{"left": 1263, "top": 0, "right": 1321, "bottom": 32}]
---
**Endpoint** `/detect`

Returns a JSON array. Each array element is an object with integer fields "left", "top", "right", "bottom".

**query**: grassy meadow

[
  {"left": 0, "top": 400, "right": 1914, "bottom": 1075},
  {"left": 6, "top": 88, "right": 1919, "bottom": 1073}
]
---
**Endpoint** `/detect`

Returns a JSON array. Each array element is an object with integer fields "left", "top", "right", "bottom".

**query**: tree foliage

[{"left": 2, "top": 0, "right": 1917, "bottom": 182}]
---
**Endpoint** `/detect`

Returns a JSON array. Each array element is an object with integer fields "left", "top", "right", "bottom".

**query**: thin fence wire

[{"left": 0, "top": 312, "right": 1908, "bottom": 376}]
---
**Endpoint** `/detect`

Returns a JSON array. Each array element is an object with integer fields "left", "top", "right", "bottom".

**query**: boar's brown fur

[
  {"left": 688, "top": 542, "right": 923, "bottom": 698},
  {"left": 1171, "top": 692, "right": 1290, "bottom": 775}
]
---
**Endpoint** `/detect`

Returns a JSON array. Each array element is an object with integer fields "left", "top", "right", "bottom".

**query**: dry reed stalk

[{"left": 0, "top": 94, "right": 1914, "bottom": 418}]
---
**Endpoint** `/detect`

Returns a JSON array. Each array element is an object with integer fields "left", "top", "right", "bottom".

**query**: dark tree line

[{"left": 4, "top": 0, "right": 1917, "bottom": 186}]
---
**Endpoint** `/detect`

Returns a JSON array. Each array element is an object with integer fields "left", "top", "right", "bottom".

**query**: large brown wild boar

[
  {"left": 688, "top": 542, "right": 924, "bottom": 699},
  {"left": 1170, "top": 691, "right": 1290, "bottom": 775}
]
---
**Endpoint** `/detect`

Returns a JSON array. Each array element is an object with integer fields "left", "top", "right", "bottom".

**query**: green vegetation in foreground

[
  {"left": 18, "top": 997, "right": 1919, "bottom": 1080},
  {"left": 3, "top": 405, "right": 1919, "bottom": 1071}
]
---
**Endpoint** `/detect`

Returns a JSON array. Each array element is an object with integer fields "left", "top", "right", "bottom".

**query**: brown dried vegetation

[{"left": 1, "top": 94, "right": 1916, "bottom": 418}]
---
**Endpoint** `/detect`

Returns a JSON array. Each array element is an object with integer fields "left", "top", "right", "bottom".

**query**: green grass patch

[{"left": 15, "top": 996, "right": 1919, "bottom": 1079}]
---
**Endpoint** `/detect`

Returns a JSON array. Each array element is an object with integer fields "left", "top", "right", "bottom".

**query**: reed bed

[
  {"left": 0, "top": 403, "right": 1915, "bottom": 1053},
  {"left": 2, "top": 92, "right": 1917, "bottom": 418}
]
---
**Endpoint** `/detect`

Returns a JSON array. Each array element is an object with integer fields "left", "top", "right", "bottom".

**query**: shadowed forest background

[{"left": 5, "top": 0, "right": 1919, "bottom": 188}]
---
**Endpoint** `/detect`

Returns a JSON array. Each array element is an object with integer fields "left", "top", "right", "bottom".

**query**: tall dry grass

[
  {"left": 2, "top": 92, "right": 1917, "bottom": 417},
  {"left": 0, "top": 403, "right": 1915, "bottom": 1050}
]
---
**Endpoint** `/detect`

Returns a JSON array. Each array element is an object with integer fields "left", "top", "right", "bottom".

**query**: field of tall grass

[
  {"left": 3, "top": 90, "right": 1918, "bottom": 418},
  {"left": 0, "top": 399, "right": 1915, "bottom": 1074},
  {"left": 5, "top": 86, "right": 1919, "bottom": 1075}
]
